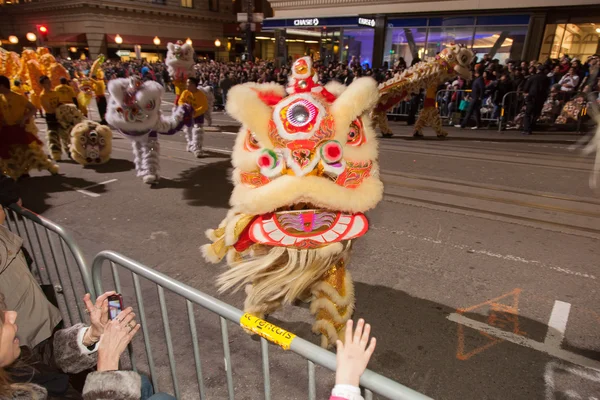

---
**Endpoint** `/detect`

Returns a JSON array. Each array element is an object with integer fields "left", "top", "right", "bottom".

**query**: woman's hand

[
  {"left": 96, "top": 307, "right": 140, "bottom": 372},
  {"left": 83, "top": 291, "right": 115, "bottom": 344},
  {"left": 335, "top": 319, "right": 377, "bottom": 387}
]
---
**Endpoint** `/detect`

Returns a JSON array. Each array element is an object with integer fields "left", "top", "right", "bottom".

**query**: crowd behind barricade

[{"left": 63, "top": 53, "right": 598, "bottom": 134}]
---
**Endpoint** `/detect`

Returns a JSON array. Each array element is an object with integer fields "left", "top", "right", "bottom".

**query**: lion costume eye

[
  {"left": 244, "top": 131, "right": 261, "bottom": 151},
  {"left": 347, "top": 118, "right": 366, "bottom": 146}
]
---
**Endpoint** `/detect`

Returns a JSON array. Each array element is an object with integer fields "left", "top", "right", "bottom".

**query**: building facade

[
  {"left": 264, "top": 0, "right": 600, "bottom": 67},
  {"left": 0, "top": 0, "right": 235, "bottom": 60}
]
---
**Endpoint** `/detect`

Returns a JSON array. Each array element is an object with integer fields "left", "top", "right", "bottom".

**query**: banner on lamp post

[{"left": 134, "top": 45, "right": 141, "bottom": 59}]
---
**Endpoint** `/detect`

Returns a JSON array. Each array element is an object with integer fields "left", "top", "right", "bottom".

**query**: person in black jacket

[
  {"left": 457, "top": 67, "right": 484, "bottom": 129},
  {"left": 0, "top": 174, "right": 21, "bottom": 207},
  {"left": 522, "top": 66, "right": 550, "bottom": 135}
]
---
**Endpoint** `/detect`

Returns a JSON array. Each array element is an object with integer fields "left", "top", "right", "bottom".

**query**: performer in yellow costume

[
  {"left": 0, "top": 75, "right": 58, "bottom": 179},
  {"left": 55, "top": 77, "right": 78, "bottom": 106},
  {"left": 177, "top": 77, "right": 208, "bottom": 157},
  {"left": 40, "top": 75, "right": 69, "bottom": 160}
]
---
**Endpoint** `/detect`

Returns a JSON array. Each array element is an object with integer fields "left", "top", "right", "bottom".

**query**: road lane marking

[
  {"left": 545, "top": 301, "right": 572, "bottom": 348},
  {"left": 82, "top": 179, "right": 118, "bottom": 190},
  {"left": 61, "top": 178, "right": 118, "bottom": 197},
  {"left": 378, "top": 228, "right": 596, "bottom": 280},
  {"left": 449, "top": 299, "right": 600, "bottom": 371},
  {"left": 61, "top": 184, "right": 101, "bottom": 197}
]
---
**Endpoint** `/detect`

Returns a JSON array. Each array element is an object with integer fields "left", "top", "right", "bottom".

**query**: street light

[
  {"left": 153, "top": 36, "right": 160, "bottom": 46},
  {"left": 70, "top": 46, "right": 77, "bottom": 53},
  {"left": 185, "top": 38, "right": 192, "bottom": 45},
  {"left": 8, "top": 35, "right": 18, "bottom": 44},
  {"left": 115, "top": 34, "right": 123, "bottom": 45},
  {"left": 215, "top": 38, "right": 221, "bottom": 47},
  {"left": 26, "top": 32, "right": 37, "bottom": 42}
]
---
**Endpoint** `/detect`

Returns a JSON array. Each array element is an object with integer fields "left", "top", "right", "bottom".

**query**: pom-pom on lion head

[
  {"left": 166, "top": 41, "right": 195, "bottom": 79},
  {"left": 225, "top": 56, "right": 383, "bottom": 249},
  {"left": 106, "top": 77, "right": 164, "bottom": 133}
]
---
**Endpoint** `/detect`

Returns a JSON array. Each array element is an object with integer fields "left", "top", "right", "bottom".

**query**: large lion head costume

[
  {"left": 202, "top": 57, "right": 383, "bottom": 347},
  {"left": 166, "top": 41, "right": 195, "bottom": 79}
]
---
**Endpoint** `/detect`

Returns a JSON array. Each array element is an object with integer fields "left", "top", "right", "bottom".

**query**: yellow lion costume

[
  {"left": 202, "top": 57, "right": 383, "bottom": 348},
  {"left": 70, "top": 120, "right": 112, "bottom": 165}
]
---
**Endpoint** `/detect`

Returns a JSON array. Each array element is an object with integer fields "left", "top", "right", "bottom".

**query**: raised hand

[
  {"left": 83, "top": 291, "right": 115, "bottom": 344},
  {"left": 335, "top": 319, "right": 377, "bottom": 387},
  {"left": 96, "top": 307, "right": 140, "bottom": 372}
]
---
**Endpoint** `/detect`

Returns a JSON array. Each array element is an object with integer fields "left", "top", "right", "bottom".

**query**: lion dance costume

[
  {"left": 166, "top": 41, "right": 194, "bottom": 104},
  {"left": 202, "top": 57, "right": 383, "bottom": 348},
  {"left": 372, "top": 44, "right": 474, "bottom": 138},
  {"left": 106, "top": 77, "right": 191, "bottom": 184}
]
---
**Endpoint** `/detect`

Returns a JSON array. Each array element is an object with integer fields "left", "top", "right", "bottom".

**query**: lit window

[{"left": 181, "top": 0, "right": 192, "bottom": 8}]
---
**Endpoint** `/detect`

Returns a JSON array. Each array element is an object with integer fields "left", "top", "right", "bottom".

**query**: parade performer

[
  {"left": 372, "top": 44, "right": 474, "bottom": 138},
  {"left": 56, "top": 103, "right": 86, "bottom": 158},
  {"left": 77, "top": 74, "right": 94, "bottom": 117},
  {"left": 201, "top": 57, "right": 383, "bottom": 348},
  {"left": 166, "top": 41, "right": 195, "bottom": 104},
  {"left": 178, "top": 77, "right": 208, "bottom": 157},
  {"left": 0, "top": 75, "right": 58, "bottom": 179},
  {"left": 40, "top": 75, "right": 70, "bottom": 160},
  {"left": 106, "top": 76, "right": 192, "bottom": 185},
  {"left": 55, "top": 77, "right": 78, "bottom": 106},
  {"left": 69, "top": 120, "right": 112, "bottom": 165}
]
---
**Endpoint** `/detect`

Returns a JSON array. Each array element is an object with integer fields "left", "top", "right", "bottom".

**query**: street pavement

[{"left": 15, "top": 93, "right": 600, "bottom": 400}]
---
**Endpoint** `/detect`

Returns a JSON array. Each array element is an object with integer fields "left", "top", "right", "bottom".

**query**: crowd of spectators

[{"left": 58, "top": 52, "right": 600, "bottom": 132}]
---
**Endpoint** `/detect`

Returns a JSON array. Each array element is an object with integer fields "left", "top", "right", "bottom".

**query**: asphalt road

[{"left": 14, "top": 93, "right": 600, "bottom": 400}]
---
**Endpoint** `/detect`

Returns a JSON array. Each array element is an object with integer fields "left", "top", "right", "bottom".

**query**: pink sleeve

[{"left": 330, "top": 397, "right": 350, "bottom": 400}]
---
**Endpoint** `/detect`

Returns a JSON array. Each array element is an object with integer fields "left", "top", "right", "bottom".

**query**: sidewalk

[{"left": 384, "top": 122, "right": 591, "bottom": 144}]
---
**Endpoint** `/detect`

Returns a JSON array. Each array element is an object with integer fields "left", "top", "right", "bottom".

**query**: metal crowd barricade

[
  {"left": 386, "top": 100, "right": 414, "bottom": 118},
  {"left": 3, "top": 204, "right": 93, "bottom": 326},
  {"left": 436, "top": 89, "right": 500, "bottom": 127},
  {"left": 497, "top": 90, "right": 596, "bottom": 133},
  {"left": 92, "top": 250, "right": 432, "bottom": 400}
]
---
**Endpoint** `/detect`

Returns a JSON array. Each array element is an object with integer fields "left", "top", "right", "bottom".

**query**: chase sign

[
  {"left": 293, "top": 18, "right": 320, "bottom": 26},
  {"left": 358, "top": 18, "right": 376, "bottom": 27}
]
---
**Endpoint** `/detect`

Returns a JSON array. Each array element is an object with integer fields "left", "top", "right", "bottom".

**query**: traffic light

[{"left": 36, "top": 25, "right": 49, "bottom": 42}]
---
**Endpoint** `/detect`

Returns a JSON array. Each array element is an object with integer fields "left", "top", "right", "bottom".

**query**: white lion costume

[
  {"left": 70, "top": 121, "right": 112, "bottom": 165},
  {"left": 202, "top": 57, "right": 383, "bottom": 348},
  {"left": 166, "top": 41, "right": 195, "bottom": 102},
  {"left": 106, "top": 77, "right": 191, "bottom": 184}
]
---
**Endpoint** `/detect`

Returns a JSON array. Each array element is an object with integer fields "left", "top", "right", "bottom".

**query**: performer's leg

[
  {"left": 13, "top": 144, "right": 59, "bottom": 177},
  {"left": 377, "top": 111, "right": 394, "bottom": 137},
  {"left": 132, "top": 141, "right": 144, "bottom": 177},
  {"left": 47, "top": 129, "right": 62, "bottom": 161},
  {"left": 191, "top": 123, "right": 205, "bottom": 158},
  {"left": 413, "top": 110, "right": 426, "bottom": 137},
  {"left": 184, "top": 125, "right": 192, "bottom": 152},
  {"left": 58, "top": 128, "right": 71, "bottom": 157},
  {"left": 309, "top": 260, "right": 355, "bottom": 348},
  {"left": 141, "top": 138, "right": 160, "bottom": 184},
  {"left": 97, "top": 96, "right": 108, "bottom": 124},
  {"left": 243, "top": 284, "right": 282, "bottom": 320},
  {"left": 431, "top": 108, "right": 448, "bottom": 138}
]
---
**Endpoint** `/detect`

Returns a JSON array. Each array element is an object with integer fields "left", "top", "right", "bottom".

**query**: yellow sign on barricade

[{"left": 240, "top": 313, "right": 296, "bottom": 350}]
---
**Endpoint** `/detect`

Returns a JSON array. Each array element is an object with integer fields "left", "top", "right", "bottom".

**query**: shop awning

[
  {"left": 47, "top": 33, "right": 87, "bottom": 44},
  {"left": 105, "top": 34, "right": 214, "bottom": 49}
]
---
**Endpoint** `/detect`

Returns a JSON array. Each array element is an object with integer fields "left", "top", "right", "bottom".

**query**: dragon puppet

[
  {"left": 202, "top": 57, "right": 383, "bottom": 348},
  {"left": 106, "top": 76, "right": 191, "bottom": 185},
  {"left": 372, "top": 44, "right": 474, "bottom": 138}
]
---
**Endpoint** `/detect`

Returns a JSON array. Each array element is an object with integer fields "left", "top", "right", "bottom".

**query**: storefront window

[
  {"left": 343, "top": 28, "right": 375, "bottom": 67},
  {"left": 385, "top": 15, "right": 530, "bottom": 67},
  {"left": 384, "top": 27, "right": 427, "bottom": 67},
  {"left": 472, "top": 26, "right": 528, "bottom": 64},
  {"left": 425, "top": 27, "right": 474, "bottom": 57},
  {"left": 539, "top": 21, "right": 600, "bottom": 61}
]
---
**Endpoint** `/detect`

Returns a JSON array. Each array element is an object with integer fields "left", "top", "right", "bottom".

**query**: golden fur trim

[
  {"left": 310, "top": 272, "right": 355, "bottom": 308},
  {"left": 200, "top": 243, "right": 222, "bottom": 264},
  {"left": 225, "top": 83, "right": 286, "bottom": 144},
  {"left": 230, "top": 170, "right": 383, "bottom": 215},
  {"left": 218, "top": 243, "right": 351, "bottom": 308},
  {"left": 330, "top": 77, "right": 380, "bottom": 143},
  {"left": 312, "top": 319, "right": 339, "bottom": 348}
]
